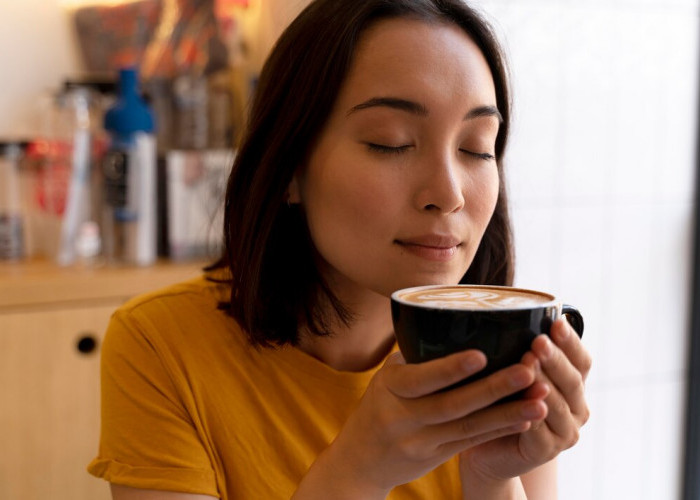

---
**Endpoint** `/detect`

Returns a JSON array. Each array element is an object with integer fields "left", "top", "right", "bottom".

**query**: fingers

[
  {"left": 383, "top": 348, "right": 543, "bottom": 426},
  {"left": 384, "top": 350, "right": 487, "bottom": 398},
  {"left": 531, "top": 334, "right": 588, "bottom": 418},
  {"left": 430, "top": 397, "right": 547, "bottom": 449},
  {"left": 410, "top": 362, "right": 539, "bottom": 426},
  {"left": 524, "top": 335, "right": 590, "bottom": 453},
  {"left": 438, "top": 421, "right": 531, "bottom": 458},
  {"left": 551, "top": 318, "right": 593, "bottom": 380}
]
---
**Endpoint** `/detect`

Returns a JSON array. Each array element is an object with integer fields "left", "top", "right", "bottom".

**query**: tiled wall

[{"left": 472, "top": 1, "right": 699, "bottom": 498}]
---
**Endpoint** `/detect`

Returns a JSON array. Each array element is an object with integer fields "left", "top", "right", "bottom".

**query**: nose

[{"left": 413, "top": 152, "right": 466, "bottom": 214}]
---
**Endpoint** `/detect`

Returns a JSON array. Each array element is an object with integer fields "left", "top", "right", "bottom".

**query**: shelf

[{"left": 0, "top": 258, "right": 208, "bottom": 311}]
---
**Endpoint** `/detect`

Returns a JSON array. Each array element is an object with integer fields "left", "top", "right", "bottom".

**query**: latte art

[{"left": 396, "top": 286, "right": 553, "bottom": 310}]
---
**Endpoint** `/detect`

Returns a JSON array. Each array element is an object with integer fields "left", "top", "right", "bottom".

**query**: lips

[{"left": 395, "top": 234, "right": 462, "bottom": 262}]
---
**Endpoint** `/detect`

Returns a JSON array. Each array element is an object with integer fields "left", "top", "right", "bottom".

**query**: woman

[{"left": 88, "top": 0, "right": 592, "bottom": 498}]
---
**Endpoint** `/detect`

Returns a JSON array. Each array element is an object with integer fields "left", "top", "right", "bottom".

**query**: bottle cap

[
  {"left": 75, "top": 221, "right": 102, "bottom": 259},
  {"left": 104, "top": 67, "right": 155, "bottom": 137}
]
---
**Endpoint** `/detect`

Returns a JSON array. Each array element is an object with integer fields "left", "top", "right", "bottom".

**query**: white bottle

[{"left": 102, "top": 67, "right": 157, "bottom": 266}]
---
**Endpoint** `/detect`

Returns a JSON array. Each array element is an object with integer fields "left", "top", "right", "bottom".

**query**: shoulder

[
  {"left": 113, "top": 273, "right": 228, "bottom": 328},
  {"left": 121, "top": 274, "right": 225, "bottom": 312},
  {"left": 105, "top": 273, "right": 243, "bottom": 358}
]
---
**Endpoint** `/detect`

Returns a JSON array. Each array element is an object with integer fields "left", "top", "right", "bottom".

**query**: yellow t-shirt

[{"left": 88, "top": 275, "right": 461, "bottom": 499}]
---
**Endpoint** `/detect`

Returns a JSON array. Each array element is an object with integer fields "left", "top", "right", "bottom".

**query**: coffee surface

[{"left": 396, "top": 286, "right": 553, "bottom": 310}]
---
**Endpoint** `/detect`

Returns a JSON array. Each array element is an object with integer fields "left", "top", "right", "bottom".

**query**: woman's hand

[
  {"left": 459, "top": 318, "right": 592, "bottom": 492},
  {"left": 293, "top": 349, "right": 549, "bottom": 500}
]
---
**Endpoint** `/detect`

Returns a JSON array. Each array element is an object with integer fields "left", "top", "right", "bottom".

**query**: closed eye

[
  {"left": 461, "top": 149, "right": 496, "bottom": 161},
  {"left": 366, "top": 143, "right": 413, "bottom": 155}
]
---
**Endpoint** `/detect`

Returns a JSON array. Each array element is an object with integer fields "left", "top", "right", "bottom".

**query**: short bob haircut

[{"left": 212, "top": 0, "right": 514, "bottom": 348}]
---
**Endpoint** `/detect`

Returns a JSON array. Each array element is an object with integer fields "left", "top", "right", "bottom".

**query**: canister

[{"left": 0, "top": 141, "right": 27, "bottom": 260}]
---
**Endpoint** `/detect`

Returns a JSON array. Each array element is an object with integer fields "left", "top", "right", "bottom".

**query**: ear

[{"left": 287, "top": 173, "right": 302, "bottom": 204}]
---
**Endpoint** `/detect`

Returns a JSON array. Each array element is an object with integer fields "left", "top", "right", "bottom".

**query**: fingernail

[
  {"left": 463, "top": 352, "right": 486, "bottom": 373},
  {"left": 539, "top": 336, "right": 553, "bottom": 359},
  {"left": 557, "top": 320, "right": 570, "bottom": 340}
]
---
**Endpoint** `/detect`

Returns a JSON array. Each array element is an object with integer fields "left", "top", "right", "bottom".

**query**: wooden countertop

[{"left": 0, "top": 258, "right": 208, "bottom": 311}]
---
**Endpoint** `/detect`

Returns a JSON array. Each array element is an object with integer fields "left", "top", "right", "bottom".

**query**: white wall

[
  {"left": 471, "top": 1, "right": 698, "bottom": 498},
  {"left": 0, "top": 1, "right": 82, "bottom": 137}
]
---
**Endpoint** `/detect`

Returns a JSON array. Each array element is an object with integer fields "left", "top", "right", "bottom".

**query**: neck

[{"left": 297, "top": 291, "right": 395, "bottom": 372}]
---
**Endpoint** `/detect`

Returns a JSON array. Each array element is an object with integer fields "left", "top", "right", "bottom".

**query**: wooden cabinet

[{"left": 0, "top": 260, "right": 205, "bottom": 500}]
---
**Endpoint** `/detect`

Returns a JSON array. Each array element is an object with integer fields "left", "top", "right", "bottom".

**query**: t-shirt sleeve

[{"left": 87, "top": 308, "right": 219, "bottom": 497}]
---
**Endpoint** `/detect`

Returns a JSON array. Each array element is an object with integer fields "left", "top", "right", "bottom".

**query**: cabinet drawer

[{"left": 0, "top": 304, "right": 115, "bottom": 500}]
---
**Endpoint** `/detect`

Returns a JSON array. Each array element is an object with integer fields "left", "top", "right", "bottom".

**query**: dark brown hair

[{"left": 211, "top": 0, "right": 514, "bottom": 347}]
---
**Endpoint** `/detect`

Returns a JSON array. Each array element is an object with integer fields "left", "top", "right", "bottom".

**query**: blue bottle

[{"left": 102, "top": 67, "right": 157, "bottom": 266}]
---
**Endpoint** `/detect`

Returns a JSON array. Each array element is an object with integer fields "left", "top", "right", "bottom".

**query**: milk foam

[{"left": 398, "top": 287, "right": 552, "bottom": 310}]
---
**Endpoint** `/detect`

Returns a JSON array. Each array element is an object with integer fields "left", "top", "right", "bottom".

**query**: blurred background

[
  {"left": 475, "top": 1, "right": 699, "bottom": 499},
  {"left": 0, "top": 0, "right": 698, "bottom": 499}
]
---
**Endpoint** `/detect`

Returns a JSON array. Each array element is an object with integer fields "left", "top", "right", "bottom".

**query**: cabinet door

[{"left": 0, "top": 304, "right": 116, "bottom": 500}]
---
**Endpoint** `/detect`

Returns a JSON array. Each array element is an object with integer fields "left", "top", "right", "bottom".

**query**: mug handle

[{"left": 562, "top": 304, "right": 584, "bottom": 338}]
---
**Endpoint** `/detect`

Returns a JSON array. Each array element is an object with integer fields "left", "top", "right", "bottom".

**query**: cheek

[
  {"left": 301, "top": 175, "right": 396, "bottom": 286},
  {"left": 470, "top": 169, "right": 500, "bottom": 227},
  {"left": 303, "top": 150, "right": 398, "bottom": 227},
  {"left": 301, "top": 162, "right": 397, "bottom": 249}
]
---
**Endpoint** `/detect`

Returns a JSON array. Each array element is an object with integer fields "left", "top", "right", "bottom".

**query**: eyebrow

[
  {"left": 465, "top": 105, "right": 503, "bottom": 124},
  {"left": 347, "top": 97, "right": 502, "bottom": 123},
  {"left": 348, "top": 97, "right": 428, "bottom": 116}
]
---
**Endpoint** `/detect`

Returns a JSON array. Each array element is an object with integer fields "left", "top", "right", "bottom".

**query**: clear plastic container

[
  {"left": 29, "top": 79, "right": 113, "bottom": 265},
  {"left": 0, "top": 142, "right": 27, "bottom": 260}
]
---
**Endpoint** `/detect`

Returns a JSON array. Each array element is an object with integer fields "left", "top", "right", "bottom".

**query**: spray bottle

[{"left": 102, "top": 67, "right": 157, "bottom": 266}]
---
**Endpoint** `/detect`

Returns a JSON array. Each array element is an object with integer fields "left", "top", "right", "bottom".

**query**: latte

[{"left": 394, "top": 285, "right": 554, "bottom": 310}]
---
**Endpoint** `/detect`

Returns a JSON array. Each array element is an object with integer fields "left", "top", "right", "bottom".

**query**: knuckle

[
  {"left": 565, "top": 427, "right": 580, "bottom": 448},
  {"left": 569, "top": 372, "right": 585, "bottom": 395},
  {"left": 460, "top": 416, "right": 476, "bottom": 437},
  {"left": 546, "top": 447, "right": 561, "bottom": 463},
  {"left": 369, "top": 402, "right": 393, "bottom": 433},
  {"left": 396, "top": 438, "right": 427, "bottom": 461},
  {"left": 375, "top": 408, "right": 395, "bottom": 431},
  {"left": 581, "top": 404, "right": 591, "bottom": 425},
  {"left": 582, "top": 354, "right": 593, "bottom": 376},
  {"left": 556, "top": 398, "right": 570, "bottom": 416},
  {"left": 551, "top": 345, "right": 566, "bottom": 367}
]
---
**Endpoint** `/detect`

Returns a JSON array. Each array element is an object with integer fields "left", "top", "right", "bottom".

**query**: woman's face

[{"left": 290, "top": 18, "right": 501, "bottom": 300}]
